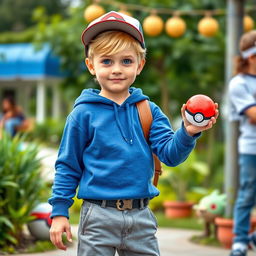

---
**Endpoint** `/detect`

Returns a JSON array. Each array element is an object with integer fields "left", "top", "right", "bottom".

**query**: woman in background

[{"left": 0, "top": 96, "right": 25, "bottom": 137}]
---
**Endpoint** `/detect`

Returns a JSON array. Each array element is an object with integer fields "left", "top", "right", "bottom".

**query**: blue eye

[
  {"left": 122, "top": 59, "right": 132, "bottom": 65},
  {"left": 102, "top": 59, "right": 112, "bottom": 65}
]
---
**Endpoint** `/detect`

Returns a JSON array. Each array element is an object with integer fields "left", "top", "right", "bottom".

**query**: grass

[
  {"left": 155, "top": 211, "right": 203, "bottom": 230},
  {"left": 25, "top": 240, "right": 56, "bottom": 253},
  {"left": 190, "top": 235, "right": 221, "bottom": 247},
  {"left": 0, "top": 240, "right": 56, "bottom": 254}
]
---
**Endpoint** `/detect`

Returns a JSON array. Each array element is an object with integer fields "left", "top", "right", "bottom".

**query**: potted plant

[
  {"left": 215, "top": 213, "right": 256, "bottom": 248},
  {"left": 211, "top": 186, "right": 256, "bottom": 248},
  {"left": 160, "top": 151, "right": 209, "bottom": 218}
]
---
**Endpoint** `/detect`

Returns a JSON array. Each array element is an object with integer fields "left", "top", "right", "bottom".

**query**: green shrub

[
  {"left": 0, "top": 133, "right": 45, "bottom": 251},
  {"left": 0, "top": 27, "right": 35, "bottom": 43},
  {"left": 159, "top": 151, "right": 209, "bottom": 202},
  {"left": 149, "top": 184, "right": 175, "bottom": 211},
  {"left": 26, "top": 119, "right": 65, "bottom": 147}
]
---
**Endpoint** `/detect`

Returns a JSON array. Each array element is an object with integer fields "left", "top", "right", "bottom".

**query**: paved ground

[
  {"left": 15, "top": 226, "right": 256, "bottom": 256},
  {"left": 37, "top": 147, "right": 58, "bottom": 182}
]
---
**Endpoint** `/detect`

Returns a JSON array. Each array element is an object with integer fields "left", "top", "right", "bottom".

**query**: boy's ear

[
  {"left": 136, "top": 59, "right": 146, "bottom": 75},
  {"left": 85, "top": 58, "right": 96, "bottom": 75}
]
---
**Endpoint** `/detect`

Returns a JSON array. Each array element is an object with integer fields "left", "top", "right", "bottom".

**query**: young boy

[
  {"left": 49, "top": 11, "right": 218, "bottom": 255},
  {"left": 229, "top": 30, "right": 256, "bottom": 256}
]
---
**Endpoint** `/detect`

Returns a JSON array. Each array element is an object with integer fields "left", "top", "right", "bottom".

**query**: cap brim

[{"left": 81, "top": 20, "right": 145, "bottom": 49}]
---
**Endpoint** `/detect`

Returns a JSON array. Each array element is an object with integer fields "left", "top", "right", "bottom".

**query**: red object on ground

[{"left": 185, "top": 94, "right": 216, "bottom": 127}]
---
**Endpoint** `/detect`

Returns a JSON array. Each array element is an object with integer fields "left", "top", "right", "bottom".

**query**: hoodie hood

[
  {"left": 74, "top": 87, "right": 148, "bottom": 107},
  {"left": 74, "top": 87, "right": 149, "bottom": 145}
]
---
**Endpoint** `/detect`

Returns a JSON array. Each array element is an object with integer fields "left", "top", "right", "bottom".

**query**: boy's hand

[
  {"left": 181, "top": 103, "right": 219, "bottom": 136},
  {"left": 50, "top": 216, "right": 72, "bottom": 250}
]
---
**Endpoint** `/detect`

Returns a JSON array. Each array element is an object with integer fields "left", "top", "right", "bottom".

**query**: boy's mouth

[{"left": 109, "top": 78, "right": 126, "bottom": 82}]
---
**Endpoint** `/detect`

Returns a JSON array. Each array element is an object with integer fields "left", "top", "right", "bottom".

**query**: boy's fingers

[
  {"left": 214, "top": 103, "right": 219, "bottom": 119},
  {"left": 66, "top": 226, "right": 73, "bottom": 242},
  {"left": 211, "top": 117, "right": 216, "bottom": 125},
  {"left": 55, "top": 232, "right": 66, "bottom": 250},
  {"left": 215, "top": 109, "right": 219, "bottom": 119},
  {"left": 50, "top": 229, "right": 66, "bottom": 250},
  {"left": 181, "top": 104, "right": 186, "bottom": 119}
]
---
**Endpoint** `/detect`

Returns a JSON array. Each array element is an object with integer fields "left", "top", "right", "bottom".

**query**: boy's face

[{"left": 85, "top": 48, "right": 145, "bottom": 95}]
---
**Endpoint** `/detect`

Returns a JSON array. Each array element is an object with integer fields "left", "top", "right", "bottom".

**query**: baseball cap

[{"left": 81, "top": 11, "right": 145, "bottom": 56}]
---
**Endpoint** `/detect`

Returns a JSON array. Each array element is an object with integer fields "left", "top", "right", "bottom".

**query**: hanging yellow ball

[
  {"left": 244, "top": 15, "right": 254, "bottom": 32},
  {"left": 198, "top": 16, "right": 219, "bottom": 37},
  {"left": 143, "top": 15, "right": 164, "bottom": 37},
  {"left": 165, "top": 16, "right": 186, "bottom": 38},
  {"left": 84, "top": 4, "right": 105, "bottom": 23}
]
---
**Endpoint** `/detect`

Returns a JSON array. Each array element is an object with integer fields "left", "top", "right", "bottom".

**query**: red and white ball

[
  {"left": 27, "top": 203, "right": 52, "bottom": 240},
  {"left": 185, "top": 94, "right": 216, "bottom": 127}
]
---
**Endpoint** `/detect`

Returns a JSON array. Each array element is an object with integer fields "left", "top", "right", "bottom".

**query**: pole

[
  {"left": 224, "top": 0, "right": 245, "bottom": 217},
  {"left": 36, "top": 80, "right": 46, "bottom": 123}
]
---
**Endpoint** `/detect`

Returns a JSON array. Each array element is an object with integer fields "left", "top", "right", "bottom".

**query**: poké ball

[
  {"left": 185, "top": 94, "right": 216, "bottom": 127},
  {"left": 27, "top": 202, "right": 52, "bottom": 240}
]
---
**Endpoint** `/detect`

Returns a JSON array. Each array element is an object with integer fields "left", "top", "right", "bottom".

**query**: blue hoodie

[{"left": 49, "top": 87, "right": 199, "bottom": 218}]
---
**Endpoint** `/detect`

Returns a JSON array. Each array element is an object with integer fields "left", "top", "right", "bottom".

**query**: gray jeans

[{"left": 77, "top": 201, "right": 160, "bottom": 256}]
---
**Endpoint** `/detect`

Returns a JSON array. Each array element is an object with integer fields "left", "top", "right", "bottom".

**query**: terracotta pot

[
  {"left": 163, "top": 201, "right": 194, "bottom": 218},
  {"left": 215, "top": 217, "right": 234, "bottom": 249},
  {"left": 215, "top": 217, "right": 256, "bottom": 249}
]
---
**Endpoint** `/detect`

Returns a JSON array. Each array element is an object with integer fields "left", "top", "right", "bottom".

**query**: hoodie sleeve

[
  {"left": 149, "top": 102, "right": 200, "bottom": 167},
  {"left": 48, "top": 113, "right": 88, "bottom": 218}
]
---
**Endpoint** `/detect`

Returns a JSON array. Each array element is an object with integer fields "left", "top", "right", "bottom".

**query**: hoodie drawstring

[{"left": 113, "top": 103, "right": 134, "bottom": 145}]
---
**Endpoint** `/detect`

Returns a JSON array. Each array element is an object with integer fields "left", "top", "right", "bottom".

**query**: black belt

[{"left": 84, "top": 198, "right": 149, "bottom": 211}]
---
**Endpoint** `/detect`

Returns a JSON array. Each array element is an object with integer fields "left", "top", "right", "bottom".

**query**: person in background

[
  {"left": 229, "top": 30, "right": 256, "bottom": 256},
  {"left": 0, "top": 96, "right": 25, "bottom": 137}
]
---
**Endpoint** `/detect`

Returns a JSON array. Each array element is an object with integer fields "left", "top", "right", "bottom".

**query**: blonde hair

[
  {"left": 87, "top": 31, "right": 146, "bottom": 62},
  {"left": 235, "top": 30, "right": 256, "bottom": 74}
]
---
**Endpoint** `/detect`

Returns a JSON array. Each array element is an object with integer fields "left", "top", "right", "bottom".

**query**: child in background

[
  {"left": 49, "top": 11, "right": 218, "bottom": 255},
  {"left": 229, "top": 30, "right": 256, "bottom": 256}
]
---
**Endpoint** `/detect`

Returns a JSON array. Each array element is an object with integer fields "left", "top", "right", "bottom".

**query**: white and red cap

[{"left": 81, "top": 11, "right": 145, "bottom": 56}]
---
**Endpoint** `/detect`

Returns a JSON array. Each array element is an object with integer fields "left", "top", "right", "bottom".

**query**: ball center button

[{"left": 194, "top": 113, "right": 204, "bottom": 123}]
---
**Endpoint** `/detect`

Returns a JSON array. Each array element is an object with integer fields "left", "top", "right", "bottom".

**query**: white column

[
  {"left": 18, "top": 85, "right": 30, "bottom": 116},
  {"left": 36, "top": 80, "right": 46, "bottom": 123},
  {"left": 52, "top": 84, "right": 61, "bottom": 120}
]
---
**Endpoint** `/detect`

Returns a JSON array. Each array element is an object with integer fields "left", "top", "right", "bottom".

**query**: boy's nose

[{"left": 112, "top": 64, "right": 122, "bottom": 74}]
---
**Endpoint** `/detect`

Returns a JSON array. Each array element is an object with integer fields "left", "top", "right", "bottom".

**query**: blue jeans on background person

[
  {"left": 4, "top": 117, "right": 23, "bottom": 137},
  {"left": 233, "top": 154, "right": 256, "bottom": 244}
]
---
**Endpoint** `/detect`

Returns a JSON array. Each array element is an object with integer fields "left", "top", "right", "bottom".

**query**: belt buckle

[{"left": 116, "top": 199, "right": 133, "bottom": 211}]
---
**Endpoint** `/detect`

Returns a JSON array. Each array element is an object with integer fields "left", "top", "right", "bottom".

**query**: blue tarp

[{"left": 0, "top": 43, "right": 64, "bottom": 80}]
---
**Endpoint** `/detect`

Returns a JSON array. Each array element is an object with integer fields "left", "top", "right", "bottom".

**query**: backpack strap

[{"left": 136, "top": 100, "right": 162, "bottom": 187}]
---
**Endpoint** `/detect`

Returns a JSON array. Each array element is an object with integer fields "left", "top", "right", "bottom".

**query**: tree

[
  {"left": 33, "top": 0, "right": 226, "bottom": 112},
  {"left": 0, "top": 0, "right": 71, "bottom": 32}
]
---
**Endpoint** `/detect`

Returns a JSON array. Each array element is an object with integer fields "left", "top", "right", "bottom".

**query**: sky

[{"left": 62, "top": 0, "right": 82, "bottom": 7}]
